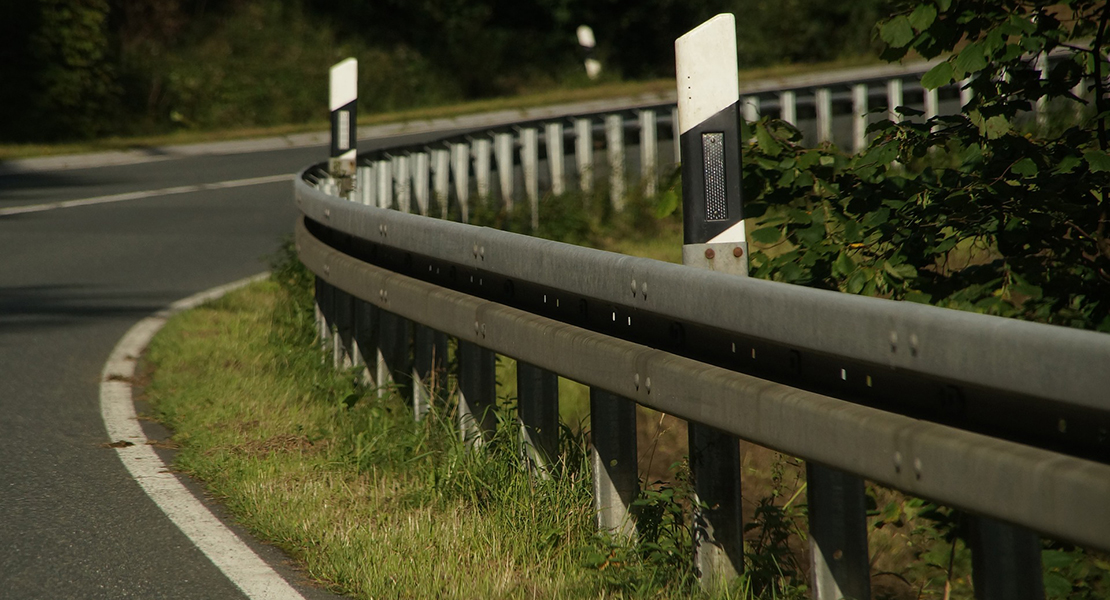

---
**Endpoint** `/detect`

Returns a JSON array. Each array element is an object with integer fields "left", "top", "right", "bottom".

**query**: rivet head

[
  {"left": 641, "top": 282, "right": 648, "bottom": 297},
  {"left": 634, "top": 373, "right": 640, "bottom": 388},
  {"left": 631, "top": 280, "right": 637, "bottom": 296},
  {"left": 893, "top": 451, "right": 903, "bottom": 472},
  {"left": 705, "top": 248, "right": 716, "bottom": 259},
  {"left": 473, "top": 244, "right": 479, "bottom": 258},
  {"left": 733, "top": 246, "right": 744, "bottom": 258},
  {"left": 481, "top": 323, "right": 487, "bottom": 337},
  {"left": 474, "top": 321, "right": 480, "bottom": 334},
  {"left": 323, "top": 264, "right": 330, "bottom": 275},
  {"left": 324, "top": 208, "right": 331, "bottom": 218},
  {"left": 913, "top": 458, "right": 923, "bottom": 479},
  {"left": 645, "top": 377, "right": 652, "bottom": 392}
]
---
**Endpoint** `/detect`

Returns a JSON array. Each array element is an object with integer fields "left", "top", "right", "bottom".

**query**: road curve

[{"left": 0, "top": 132, "right": 445, "bottom": 598}]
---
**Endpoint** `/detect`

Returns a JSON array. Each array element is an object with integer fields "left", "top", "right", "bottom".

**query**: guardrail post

[
  {"left": 605, "top": 114, "right": 625, "bottom": 210},
  {"left": 315, "top": 277, "right": 331, "bottom": 351},
  {"left": 328, "top": 58, "right": 357, "bottom": 198},
  {"left": 376, "top": 158, "right": 393, "bottom": 210},
  {"left": 807, "top": 463, "right": 871, "bottom": 600},
  {"left": 451, "top": 143, "right": 470, "bottom": 222},
  {"left": 357, "top": 164, "right": 373, "bottom": 206},
  {"left": 676, "top": 14, "right": 746, "bottom": 588},
  {"left": 394, "top": 155, "right": 411, "bottom": 213},
  {"left": 376, "top": 309, "right": 411, "bottom": 399},
  {"left": 590, "top": 388, "right": 637, "bottom": 540},
  {"left": 545, "top": 122, "right": 566, "bottom": 196},
  {"left": 494, "top": 132, "right": 515, "bottom": 211},
  {"left": 924, "top": 86, "right": 940, "bottom": 122},
  {"left": 353, "top": 299, "right": 379, "bottom": 386},
  {"left": 970, "top": 516, "right": 1044, "bottom": 600},
  {"left": 639, "top": 110, "right": 658, "bottom": 197},
  {"left": 852, "top": 83, "right": 869, "bottom": 153},
  {"left": 574, "top": 118, "right": 594, "bottom": 192},
  {"left": 887, "top": 78, "right": 904, "bottom": 123},
  {"left": 960, "top": 77, "right": 974, "bottom": 108},
  {"left": 333, "top": 287, "right": 354, "bottom": 368},
  {"left": 413, "top": 151, "right": 431, "bottom": 216},
  {"left": 474, "top": 137, "right": 492, "bottom": 200},
  {"left": 412, "top": 324, "right": 447, "bottom": 420},
  {"left": 432, "top": 147, "right": 451, "bottom": 218},
  {"left": 741, "top": 96, "right": 759, "bottom": 124},
  {"left": 517, "top": 362, "right": 559, "bottom": 473},
  {"left": 780, "top": 90, "right": 797, "bottom": 125},
  {"left": 816, "top": 87, "right": 833, "bottom": 144},
  {"left": 457, "top": 341, "right": 497, "bottom": 445},
  {"left": 520, "top": 127, "right": 539, "bottom": 229}
]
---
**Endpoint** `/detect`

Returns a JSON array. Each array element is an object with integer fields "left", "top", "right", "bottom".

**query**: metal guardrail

[{"left": 297, "top": 54, "right": 1109, "bottom": 598}]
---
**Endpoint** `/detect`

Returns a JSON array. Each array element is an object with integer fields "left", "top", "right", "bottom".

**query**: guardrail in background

[{"left": 298, "top": 24, "right": 1107, "bottom": 600}]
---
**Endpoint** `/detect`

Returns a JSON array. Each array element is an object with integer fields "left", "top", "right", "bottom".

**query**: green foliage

[{"left": 740, "top": 1, "right": 1110, "bottom": 332}]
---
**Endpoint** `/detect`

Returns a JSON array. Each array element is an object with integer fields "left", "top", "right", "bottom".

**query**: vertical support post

[
  {"left": 474, "top": 137, "right": 492, "bottom": 200},
  {"left": 432, "top": 148, "right": 451, "bottom": 218},
  {"left": 970, "top": 517, "right": 1045, "bottom": 600},
  {"left": 545, "top": 122, "right": 566, "bottom": 196},
  {"left": 315, "top": 277, "right": 331, "bottom": 351},
  {"left": 357, "top": 164, "right": 373, "bottom": 205},
  {"left": 393, "top": 155, "right": 411, "bottom": 213},
  {"left": 328, "top": 58, "right": 358, "bottom": 197},
  {"left": 457, "top": 341, "right": 497, "bottom": 445},
  {"left": 807, "top": 463, "right": 872, "bottom": 600},
  {"left": 451, "top": 143, "right": 470, "bottom": 222},
  {"left": 332, "top": 287, "right": 354, "bottom": 369},
  {"left": 521, "top": 126, "right": 539, "bottom": 229},
  {"left": 816, "top": 87, "right": 833, "bottom": 144},
  {"left": 413, "top": 151, "right": 430, "bottom": 216},
  {"left": 517, "top": 362, "right": 559, "bottom": 473},
  {"left": 639, "top": 109, "right": 658, "bottom": 197},
  {"left": 605, "top": 113, "right": 625, "bottom": 210},
  {"left": 741, "top": 96, "right": 760, "bottom": 130},
  {"left": 852, "top": 83, "right": 869, "bottom": 153},
  {"left": 412, "top": 324, "right": 447, "bottom": 421},
  {"left": 887, "top": 78, "right": 904, "bottom": 123},
  {"left": 780, "top": 90, "right": 797, "bottom": 125},
  {"left": 353, "top": 299, "right": 379, "bottom": 386},
  {"left": 1036, "top": 51, "right": 1049, "bottom": 130},
  {"left": 960, "top": 77, "right": 974, "bottom": 108},
  {"left": 675, "top": 14, "right": 746, "bottom": 589},
  {"left": 924, "top": 87, "right": 940, "bottom": 122},
  {"left": 590, "top": 388, "right": 637, "bottom": 540},
  {"left": 495, "top": 132, "right": 515, "bottom": 210},
  {"left": 375, "top": 309, "right": 411, "bottom": 399},
  {"left": 376, "top": 158, "right": 393, "bottom": 209},
  {"left": 574, "top": 118, "right": 594, "bottom": 192}
]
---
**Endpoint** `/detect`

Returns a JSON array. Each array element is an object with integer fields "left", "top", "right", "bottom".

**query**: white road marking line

[
  {"left": 100, "top": 274, "right": 308, "bottom": 600},
  {"left": 0, "top": 173, "right": 293, "bottom": 216}
]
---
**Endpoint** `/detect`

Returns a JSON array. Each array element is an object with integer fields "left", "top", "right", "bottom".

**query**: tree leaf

[
  {"left": 880, "top": 16, "right": 915, "bottom": 48},
  {"left": 755, "top": 123, "right": 782, "bottom": 157},
  {"left": 750, "top": 226, "right": 783, "bottom": 244},
  {"left": 954, "top": 42, "right": 987, "bottom": 77},
  {"left": 1011, "top": 158, "right": 1037, "bottom": 177},
  {"left": 921, "top": 61, "right": 953, "bottom": 89},
  {"left": 909, "top": 4, "right": 937, "bottom": 31},
  {"left": 1083, "top": 149, "right": 1110, "bottom": 172}
]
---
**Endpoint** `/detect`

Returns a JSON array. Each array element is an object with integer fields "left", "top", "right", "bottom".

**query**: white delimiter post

[
  {"left": 329, "top": 58, "right": 358, "bottom": 198},
  {"left": 675, "top": 14, "right": 745, "bottom": 590}
]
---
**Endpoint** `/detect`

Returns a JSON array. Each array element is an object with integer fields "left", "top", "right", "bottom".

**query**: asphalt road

[{"left": 0, "top": 135, "right": 446, "bottom": 598}]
